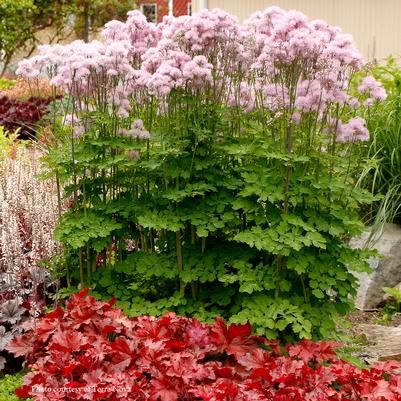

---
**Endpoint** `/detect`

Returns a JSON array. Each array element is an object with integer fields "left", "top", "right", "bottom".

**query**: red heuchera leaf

[
  {"left": 360, "top": 379, "right": 398, "bottom": 401},
  {"left": 50, "top": 327, "right": 87, "bottom": 352},
  {"left": 76, "top": 288, "right": 91, "bottom": 299},
  {"left": 5, "top": 334, "right": 34, "bottom": 357},
  {"left": 108, "top": 296, "right": 116, "bottom": 307},
  {"left": 15, "top": 385, "right": 31, "bottom": 398},
  {"left": 151, "top": 378, "right": 179, "bottom": 401},
  {"left": 62, "top": 363, "right": 80, "bottom": 376},
  {"left": 45, "top": 306, "right": 65, "bottom": 320},
  {"left": 9, "top": 291, "right": 401, "bottom": 401},
  {"left": 210, "top": 318, "right": 256, "bottom": 359},
  {"left": 287, "top": 339, "right": 341, "bottom": 363},
  {"left": 165, "top": 340, "right": 189, "bottom": 351},
  {"left": 102, "top": 325, "right": 117, "bottom": 335},
  {"left": 35, "top": 318, "right": 61, "bottom": 343},
  {"left": 216, "top": 367, "right": 234, "bottom": 378},
  {"left": 227, "top": 322, "right": 251, "bottom": 339}
]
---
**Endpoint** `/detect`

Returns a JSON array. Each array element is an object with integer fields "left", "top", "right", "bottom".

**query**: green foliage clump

[
  {"left": 0, "top": 373, "right": 29, "bottom": 401},
  {"left": 47, "top": 93, "right": 375, "bottom": 340},
  {"left": 0, "top": 78, "right": 16, "bottom": 90},
  {"left": 357, "top": 56, "right": 401, "bottom": 227}
]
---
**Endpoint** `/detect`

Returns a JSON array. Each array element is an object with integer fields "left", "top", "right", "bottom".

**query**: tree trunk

[{"left": 83, "top": 1, "right": 90, "bottom": 43}]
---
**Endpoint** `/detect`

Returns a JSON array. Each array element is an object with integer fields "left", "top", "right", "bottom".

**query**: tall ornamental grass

[{"left": 356, "top": 57, "right": 401, "bottom": 231}]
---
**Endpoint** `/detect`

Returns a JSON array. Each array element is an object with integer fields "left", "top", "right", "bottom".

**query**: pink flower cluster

[
  {"left": 119, "top": 119, "right": 150, "bottom": 139},
  {"left": 161, "top": 9, "right": 241, "bottom": 57},
  {"left": 295, "top": 80, "right": 327, "bottom": 113},
  {"left": 16, "top": 6, "right": 385, "bottom": 144},
  {"left": 257, "top": 82, "right": 289, "bottom": 112},
  {"left": 246, "top": 8, "right": 369, "bottom": 125},
  {"left": 17, "top": 40, "right": 135, "bottom": 94},
  {"left": 358, "top": 75, "right": 387, "bottom": 107},
  {"left": 102, "top": 11, "right": 160, "bottom": 64},
  {"left": 140, "top": 42, "right": 213, "bottom": 96},
  {"left": 337, "top": 117, "right": 370, "bottom": 143}
]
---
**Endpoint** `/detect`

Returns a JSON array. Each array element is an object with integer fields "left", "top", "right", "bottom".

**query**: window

[
  {"left": 140, "top": 4, "right": 157, "bottom": 23},
  {"left": 188, "top": 2, "right": 192, "bottom": 16}
]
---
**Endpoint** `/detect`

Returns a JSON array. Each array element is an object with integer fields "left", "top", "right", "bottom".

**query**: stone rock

[
  {"left": 383, "top": 282, "right": 401, "bottom": 303},
  {"left": 350, "top": 223, "right": 401, "bottom": 309},
  {"left": 359, "top": 324, "right": 401, "bottom": 361}
]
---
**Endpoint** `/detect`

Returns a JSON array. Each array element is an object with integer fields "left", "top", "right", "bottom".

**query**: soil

[
  {"left": 343, "top": 309, "right": 401, "bottom": 364},
  {"left": 347, "top": 310, "right": 401, "bottom": 332}
]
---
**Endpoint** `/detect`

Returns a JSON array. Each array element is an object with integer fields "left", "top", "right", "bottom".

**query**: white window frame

[{"left": 140, "top": 3, "right": 157, "bottom": 23}]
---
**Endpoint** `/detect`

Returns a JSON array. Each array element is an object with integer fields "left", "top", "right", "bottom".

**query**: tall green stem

[{"left": 176, "top": 230, "right": 185, "bottom": 296}]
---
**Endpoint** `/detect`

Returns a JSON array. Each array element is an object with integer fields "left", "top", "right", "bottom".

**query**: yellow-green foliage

[
  {"left": 0, "top": 78, "right": 16, "bottom": 90},
  {"left": 0, "top": 126, "right": 21, "bottom": 162},
  {"left": 0, "top": 373, "right": 30, "bottom": 400}
]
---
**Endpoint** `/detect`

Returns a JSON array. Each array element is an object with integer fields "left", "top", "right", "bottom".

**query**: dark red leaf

[
  {"left": 227, "top": 322, "right": 251, "bottom": 341},
  {"left": 45, "top": 306, "right": 65, "bottom": 320},
  {"left": 15, "top": 385, "right": 31, "bottom": 398}
]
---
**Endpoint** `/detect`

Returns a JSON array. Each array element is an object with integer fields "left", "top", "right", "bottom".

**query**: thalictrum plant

[{"left": 17, "top": 7, "right": 384, "bottom": 339}]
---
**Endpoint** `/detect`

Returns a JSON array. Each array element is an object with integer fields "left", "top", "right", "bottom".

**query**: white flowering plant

[{"left": 0, "top": 131, "right": 62, "bottom": 371}]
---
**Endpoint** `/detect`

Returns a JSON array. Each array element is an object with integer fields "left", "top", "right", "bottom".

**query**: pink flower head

[
  {"left": 348, "top": 97, "right": 360, "bottom": 109},
  {"left": 358, "top": 75, "right": 387, "bottom": 105},
  {"left": 291, "top": 112, "right": 301, "bottom": 125},
  {"left": 16, "top": 59, "right": 42, "bottom": 78},
  {"left": 358, "top": 76, "right": 378, "bottom": 93},
  {"left": 182, "top": 56, "right": 213, "bottom": 88},
  {"left": 257, "top": 82, "right": 289, "bottom": 112},
  {"left": 337, "top": 117, "right": 369, "bottom": 143},
  {"left": 72, "top": 125, "right": 85, "bottom": 139},
  {"left": 363, "top": 98, "right": 374, "bottom": 107},
  {"left": 324, "top": 117, "right": 344, "bottom": 135},
  {"left": 124, "top": 119, "right": 150, "bottom": 139},
  {"left": 123, "top": 10, "right": 162, "bottom": 61},
  {"left": 118, "top": 128, "right": 129, "bottom": 136},
  {"left": 295, "top": 80, "right": 327, "bottom": 113},
  {"left": 132, "top": 119, "right": 145, "bottom": 130},
  {"left": 102, "top": 20, "right": 129, "bottom": 43}
]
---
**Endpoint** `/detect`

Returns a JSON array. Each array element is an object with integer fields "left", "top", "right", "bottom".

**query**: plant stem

[
  {"left": 176, "top": 230, "right": 185, "bottom": 296},
  {"left": 79, "top": 248, "right": 84, "bottom": 288}
]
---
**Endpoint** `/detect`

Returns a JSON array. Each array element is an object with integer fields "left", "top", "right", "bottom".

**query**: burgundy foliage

[
  {"left": 0, "top": 96, "right": 52, "bottom": 138},
  {"left": 7, "top": 290, "right": 401, "bottom": 401}
]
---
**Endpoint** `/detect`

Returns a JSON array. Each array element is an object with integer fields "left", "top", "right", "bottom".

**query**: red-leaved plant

[
  {"left": 7, "top": 290, "right": 401, "bottom": 401},
  {"left": 0, "top": 96, "right": 52, "bottom": 139}
]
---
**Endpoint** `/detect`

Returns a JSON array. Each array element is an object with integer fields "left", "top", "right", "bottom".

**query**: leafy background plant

[
  {"left": 0, "top": 96, "right": 53, "bottom": 139},
  {"left": 356, "top": 57, "right": 401, "bottom": 230},
  {"left": 0, "top": 79, "right": 16, "bottom": 91},
  {"left": 0, "top": 78, "right": 53, "bottom": 100}
]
